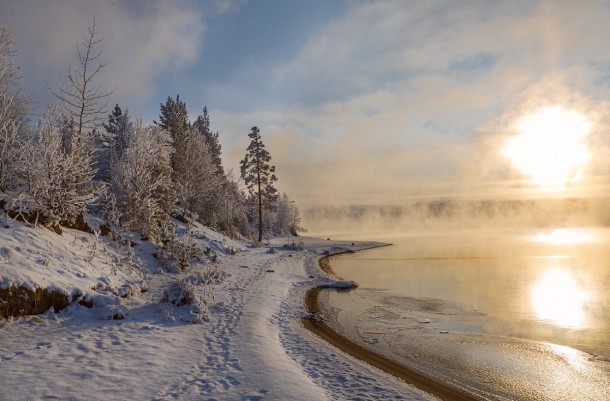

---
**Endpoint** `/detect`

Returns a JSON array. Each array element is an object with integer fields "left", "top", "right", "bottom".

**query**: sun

[{"left": 503, "top": 106, "right": 591, "bottom": 188}]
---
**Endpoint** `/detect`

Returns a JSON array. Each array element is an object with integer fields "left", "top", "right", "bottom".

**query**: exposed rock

[{"left": 0, "top": 286, "right": 69, "bottom": 319}]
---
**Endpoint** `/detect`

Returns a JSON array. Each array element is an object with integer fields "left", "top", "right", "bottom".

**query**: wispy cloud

[
  {"left": 218, "top": 1, "right": 610, "bottom": 206},
  {"left": 3, "top": 0, "right": 205, "bottom": 116}
]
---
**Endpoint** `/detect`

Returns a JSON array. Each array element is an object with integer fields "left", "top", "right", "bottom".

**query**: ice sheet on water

[{"left": 328, "top": 289, "right": 610, "bottom": 401}]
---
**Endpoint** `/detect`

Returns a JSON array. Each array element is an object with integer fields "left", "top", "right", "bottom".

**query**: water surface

[{"left": 322, "top": 228, "right": 610, "bottom": 400}]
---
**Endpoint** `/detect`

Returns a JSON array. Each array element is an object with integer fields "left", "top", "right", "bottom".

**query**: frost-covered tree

[
  {"left": 223, "top": 174, "right": 250, "bottom": 238},
  {"left": 274, "top": 192, "right": 304, "bottom": 236},
  {"left": 0, "top": 107, "right": 22, "bottom": 192},
  {"left": 240, "top": 126, "right": 278, "bottom": 241},
  {"left": 173, "top": 125, "right": 223, "bottom": 226},
  {"left": 109, "top": 121, "right": 176, "bottom": 244},
  {"left": 0, "top": 25, "right": 20, "bottom": 94},
  {"left": 49, "top": 18, "right": 112, "bottom": 145},
  {"left": 157, "top": 98, "right": 228, "bottom": 229},
  {"left": 19, "top": 107, "right": 99, "bottom": 229},
  {"left": 0, "top": 24, "right": 28, "bottom": 192}
]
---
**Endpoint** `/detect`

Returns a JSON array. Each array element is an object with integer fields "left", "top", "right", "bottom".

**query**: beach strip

[{"left": 303, "top": 254, "right": 477, "bottom": 401}]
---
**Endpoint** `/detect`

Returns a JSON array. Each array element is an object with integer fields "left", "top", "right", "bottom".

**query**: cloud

[
  {"left": 217, "top": 1, "right": 610, "bottom": 208},
  {"left": 215, "top": 91, "right": 470, "bottom": 208},
  {"left": 2, "top": 0, "right": 205, "bottom": 117},
  {"left": 211, "top": 0, "right": 248, "bottom": 15},
  {"left": 271, "top": 1, "right": 610, "bottom": 105}
]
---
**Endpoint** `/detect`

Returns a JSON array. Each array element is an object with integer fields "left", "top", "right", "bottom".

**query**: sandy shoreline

[{"left": 303, "top": 253, "right": 477, "bottom": 401}]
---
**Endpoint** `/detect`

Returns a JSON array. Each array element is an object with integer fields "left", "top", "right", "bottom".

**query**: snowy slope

[
  {"left": 0, "top": 220, "right": 145, "bottom": 300},
  {"left": 0, "top": 220, "right": 436, "bottom": 400}
]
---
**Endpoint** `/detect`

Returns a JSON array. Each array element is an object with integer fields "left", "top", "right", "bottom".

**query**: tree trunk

[{"left": 257, "top": 168, "right": 263, "bottom": 242}]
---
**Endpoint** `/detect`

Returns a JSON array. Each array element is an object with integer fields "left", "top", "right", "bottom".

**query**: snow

[
  {"left": 0, "top": 219, "right": 437, "bottom": 400},
  {"left": 0, "top": 220, "right": 145, "bottom": 299}
]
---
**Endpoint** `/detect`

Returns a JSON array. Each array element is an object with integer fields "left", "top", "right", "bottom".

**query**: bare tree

[
  {"left": 0, "top": 24, "right": 21, "bottom": 95},
  {"left": 0, "top": 102, "right": 23, "bottom": 192},
  {"left": 0, "top": 24, "right": 28, "bottom": 192},
  {"left": 50, "top": 18, "right": 113, "bottom": 145}
]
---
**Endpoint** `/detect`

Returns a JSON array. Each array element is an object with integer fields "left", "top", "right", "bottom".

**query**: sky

[{"left": 4, "top": 0, "right": 610, "bottom": 208}]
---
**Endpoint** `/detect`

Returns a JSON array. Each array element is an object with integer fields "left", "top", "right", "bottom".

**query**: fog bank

[{"left": 302, "top": 196, "right": 610, "bottom": 238}]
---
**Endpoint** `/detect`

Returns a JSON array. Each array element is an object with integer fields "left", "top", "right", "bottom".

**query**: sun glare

[
  {"left": 504, "top": 106, "right": 591, "bottom": 188},
  {"left": 533, "top": 228, "right": 594, "bottom": 245},
  {"left": 531, "top": 269, "right": 589, "bottom": 328}
]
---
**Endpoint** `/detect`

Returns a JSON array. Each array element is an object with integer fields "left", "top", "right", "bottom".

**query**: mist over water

[
  {"left": 306, "top": 197, "right": 610, "bottom": 400},
  {"left": 330, "top": 229, "right": 610, "bottom": 354},
  {"left": 303, "top": 196, "right": 610, "bottom": 239}
]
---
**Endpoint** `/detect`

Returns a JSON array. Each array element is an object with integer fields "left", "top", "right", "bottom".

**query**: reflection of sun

[
  {"left": 531, "top": 269, "right": 589, "bottom": 328},
  {"left": 534, "top": 228, "right": 594, "bottom": 245},
  {"left": 504, "top": 106, "right": 591, "bottom": 188}
]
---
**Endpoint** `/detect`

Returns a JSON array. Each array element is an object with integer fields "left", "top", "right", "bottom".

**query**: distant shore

[{"left": 303, "top": 252, "right": 477, "bottom": 401}]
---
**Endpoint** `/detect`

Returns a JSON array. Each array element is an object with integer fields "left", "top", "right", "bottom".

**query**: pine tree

[
  {"left": 157, "top": 95, "right": 189, "bottom": 174},
  {"left": 103, "top": 103, "right": 132, "bottom": 158},
  {"left": 96, "top": 104, "right": 133, "bottom": 182},
  {"left": 158, "top": 95, "right": 188, "bottom": 139},
  {"left": 194, "top": 107, "right": 224, "bottom": 178},
  {"left": 240, "top": 126, "right": 278, "bottom": 242}
]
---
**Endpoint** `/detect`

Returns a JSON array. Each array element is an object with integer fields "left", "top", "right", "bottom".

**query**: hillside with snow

[{"left": 0, "top": 217, "right": 436, "bottom": 400}]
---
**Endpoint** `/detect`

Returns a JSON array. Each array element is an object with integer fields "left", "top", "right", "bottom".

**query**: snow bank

[
  {"left": 0, "top": 219, "right": 145, "bottom": 301},
  {"left": 1, "top": 222, "right": 436, "bottom": 401}
]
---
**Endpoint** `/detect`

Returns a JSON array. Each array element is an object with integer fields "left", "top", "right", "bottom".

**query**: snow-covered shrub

[
  {"left": 17, "top": 108, "right": 102, "bottom": 229},
  {"left": 156, "top": 234, "right": 205, "bottom": 273},
  {"left": 160, "top": 274, "right": 214, "bottom": 323},
  {"left": 123, "top": 242, "right": 144, "bottom": 272},
  {"left": 283, "top": 240, "right": 305, "bottom": 251},
  {"left": 198, "top": 264, "right": 229, "bottom": 285},
  {"left": 90, "top": 294, "right": 129, "bottom": 320},
  {"left": 160, "top": 278, "right": 197, "bottom": 307}
]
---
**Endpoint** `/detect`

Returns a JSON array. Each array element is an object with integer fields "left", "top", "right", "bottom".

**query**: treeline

[
  {"left": 304, "top": 197, "right": 600, "bottom": 232},
  {"left": 0, "top": 22, "right": 302, "bottom": 243}
]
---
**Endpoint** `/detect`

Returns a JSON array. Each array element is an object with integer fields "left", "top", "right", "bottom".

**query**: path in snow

[{"left": 1, "top": 238, "right": 436, "bottom": 401}]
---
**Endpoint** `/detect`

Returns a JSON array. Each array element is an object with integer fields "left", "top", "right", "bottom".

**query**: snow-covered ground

[{"left": 0, "top": 219, "right": 436, "bottom": 401}]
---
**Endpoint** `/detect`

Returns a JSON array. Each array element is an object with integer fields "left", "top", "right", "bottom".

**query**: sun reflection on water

[
  {"left": 533, "top": 228, "right": 594, "bottom": 245},
  {"left": 531, "top": 269, "right": 589, "bottom": 328}
]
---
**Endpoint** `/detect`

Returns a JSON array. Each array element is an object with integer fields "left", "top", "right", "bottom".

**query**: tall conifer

[{"left": 240, "top": 126, "right": 278, "bottom": 242}]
